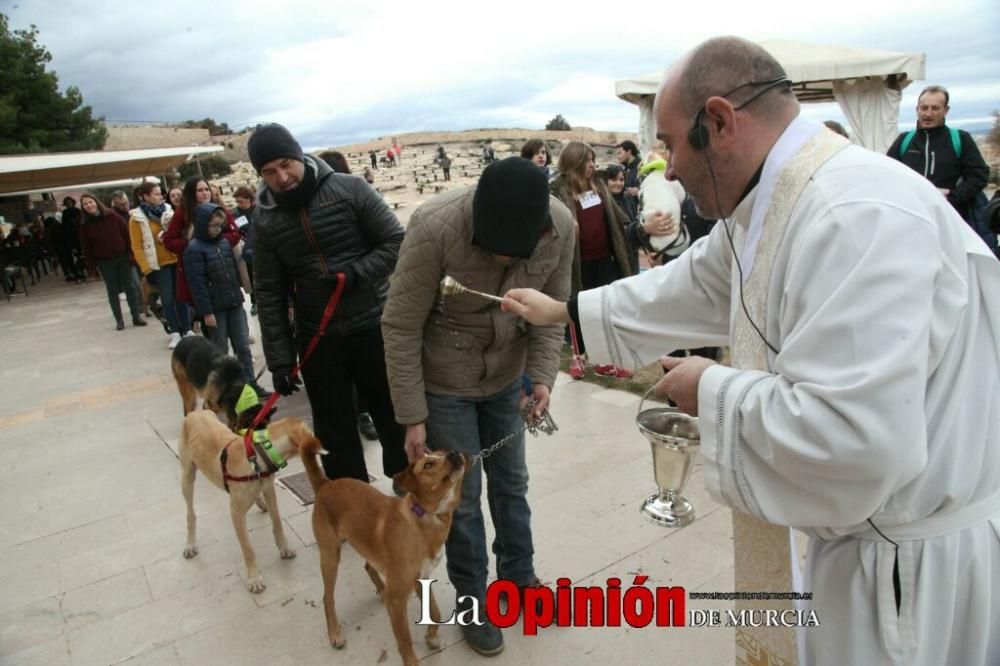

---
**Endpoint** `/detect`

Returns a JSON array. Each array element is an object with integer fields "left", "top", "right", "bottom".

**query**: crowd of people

[
  {"left": 238, "top": 37, "right": 996, "bottom": 665},
  {"left": 4, "top": 41, "right": 997, "bottom": 662}
]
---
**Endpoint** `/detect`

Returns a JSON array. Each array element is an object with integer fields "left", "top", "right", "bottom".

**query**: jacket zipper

[
  {"left": 922, "top": 130, "right": 930, "bottom": 178},
  {"left": 298, "top": 209, "right": 329, "bottom": 275}
]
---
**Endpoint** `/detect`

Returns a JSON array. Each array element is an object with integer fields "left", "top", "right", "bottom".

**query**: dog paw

[
  {"left": 330, "top": 635, "right": 345, "bottom": 649},
  {"left": 426, "top": 634, "right": 441, "bottom": 650},
  {"left": 247, "top": 577, "right": 266, "bottom": 593},
  {"left": 183, "top": 545, "right": 198, "bottom": 559},
  {"left": 279, "top": 546, "right": 297, "bottom": 559},
  {"left": 255, "top": 497, "right": 268, "bottom": 512}
]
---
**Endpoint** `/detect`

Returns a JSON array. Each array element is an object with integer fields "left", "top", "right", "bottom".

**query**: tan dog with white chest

[
  {"left": 179, "top": 410, "right": 318, "bottom": 592},
  {"left": 301, "top": 438, "right": 466, "bottom": 666}
]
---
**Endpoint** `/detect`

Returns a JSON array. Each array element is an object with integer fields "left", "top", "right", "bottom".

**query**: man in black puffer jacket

[{"left": 248, "top": 123, "right": 407, "bottom": 483}]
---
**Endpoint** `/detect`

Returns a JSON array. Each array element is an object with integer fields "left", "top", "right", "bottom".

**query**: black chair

[{"left": 0, "top": 255, "right": 29, "bottom": 301}]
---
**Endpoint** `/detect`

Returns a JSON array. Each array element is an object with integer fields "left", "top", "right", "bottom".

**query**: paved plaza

[{"left": 0, "top": 276, "right": 741, "bottom": 665}]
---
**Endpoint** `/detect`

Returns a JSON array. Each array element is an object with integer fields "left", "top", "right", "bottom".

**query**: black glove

[
  {"left": 321, "top": 265, "right": 357, "bottom": 292},
  {"left": 271, "top": 367, "right": 302, "bottom": 396}
]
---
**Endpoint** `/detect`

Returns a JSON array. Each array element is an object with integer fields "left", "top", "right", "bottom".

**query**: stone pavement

[{"left": 0, "top": 276, "right": 740, "bottom": 666}]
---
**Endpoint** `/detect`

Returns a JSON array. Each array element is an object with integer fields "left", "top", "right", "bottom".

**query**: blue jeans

[
  {"left": 154, "top": 265, "right": 191, "bottom": 334},
  {"left": 426, "top": 380, "right": 534, "bottom": 601},
  {"left": 211, "top": 306, "right": 254, "bottom": 383}
]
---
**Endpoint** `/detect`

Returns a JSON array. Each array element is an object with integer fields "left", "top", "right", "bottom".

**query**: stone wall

[
  {"left": 330, "top": 127, "right": 638, "bottom": 154},
  {"left": 103, "top": 126, "right": 211, "bottom": 151}
]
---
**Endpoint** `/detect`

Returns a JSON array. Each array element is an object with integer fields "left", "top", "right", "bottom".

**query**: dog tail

[{"left": 299, "top": 435, "right": 329, "bottom": 493}]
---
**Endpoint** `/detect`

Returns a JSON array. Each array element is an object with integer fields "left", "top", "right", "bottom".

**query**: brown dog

[
  {"left": 179, "top": 410, "right": 318, "bottom": 592},
  {"left": 301, "top": 438, "right": 466, "bottom": 666}
]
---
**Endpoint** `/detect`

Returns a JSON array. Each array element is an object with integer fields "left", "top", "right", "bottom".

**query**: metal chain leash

[{"left": 469, "top": 399, "right": 559, "bottom": 466}]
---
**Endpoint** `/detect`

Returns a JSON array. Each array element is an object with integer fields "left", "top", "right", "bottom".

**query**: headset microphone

[{"left": 687, "top": 77, "right": 790, "bottom": 151}]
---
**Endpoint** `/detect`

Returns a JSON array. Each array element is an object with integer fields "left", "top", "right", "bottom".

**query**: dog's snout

[{"left": 446, "top": 450, "right": 465, "bottom": 466}]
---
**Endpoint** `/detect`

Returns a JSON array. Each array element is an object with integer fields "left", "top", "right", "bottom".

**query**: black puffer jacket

[
  {"left": 253, "top": 156, "right": 404, "bottom": 371},
  {"left": 184, "top": 203, "right": 244, "bottom": 316}
]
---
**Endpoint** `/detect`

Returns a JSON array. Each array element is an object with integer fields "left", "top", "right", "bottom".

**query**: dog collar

[
  {"left": 410, "top": 500, "right": 426, "bottom": 518},
  {"left": 235, "top": 427, "right": 287, "bottom": 472}
]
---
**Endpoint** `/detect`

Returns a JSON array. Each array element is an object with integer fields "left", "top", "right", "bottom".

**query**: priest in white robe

[{"left": 502, "top": 37, "right": 1000, "bottom": 666}]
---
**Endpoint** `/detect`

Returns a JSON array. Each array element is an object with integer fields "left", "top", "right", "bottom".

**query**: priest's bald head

[{"left": 654, "top": 36, "right": 799, "bottom": 219}]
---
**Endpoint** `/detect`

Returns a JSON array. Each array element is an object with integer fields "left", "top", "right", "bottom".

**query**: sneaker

[
  {"left": 183, "top": 331, "right": 196, "bottom": 338},
  {"left": 250, "top": 303, "right": 258, "bottom": 316},
  {"left": 594, "top": 364, "right": 634, "bottom": 379},
  {"left": 357, "top": 412, "right": 378, "bottom": 440},
  {"left": 132, "top": 316, "right": 148, "bottom": 327},
  {"left": 457, "top": 598, "right": 504, "bottom": 656},
  {"left": 167, "top": 332, "right": 182, "bottom": 350},
  {"left": 568, "top": 355, "right": 586, "bottom": 380}
]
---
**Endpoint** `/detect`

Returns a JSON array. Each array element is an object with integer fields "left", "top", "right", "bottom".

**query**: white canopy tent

[
  {"left": 614, "top": 39, "right": 926, "bottom": 156},
  {"left": 0, "top": 145, "right": 224, "bottom": 196}
]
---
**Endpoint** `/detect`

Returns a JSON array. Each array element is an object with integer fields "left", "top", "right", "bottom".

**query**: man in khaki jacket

[{"left": 382, "top": 157, "right": 575, "bottom": 656}]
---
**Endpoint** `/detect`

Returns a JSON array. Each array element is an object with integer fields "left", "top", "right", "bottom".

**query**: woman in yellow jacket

[{"left": 129, "top": 181, "right": 192, "bottom": 349}]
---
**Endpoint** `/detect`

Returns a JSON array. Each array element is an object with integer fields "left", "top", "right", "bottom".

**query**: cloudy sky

[{"left": 4, "top": 0, "right": 998, "bottom": 150}]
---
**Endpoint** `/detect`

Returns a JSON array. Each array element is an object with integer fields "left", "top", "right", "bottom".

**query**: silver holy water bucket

[{"left": 636, "top": 387, "right": 701, "bottom": 527}]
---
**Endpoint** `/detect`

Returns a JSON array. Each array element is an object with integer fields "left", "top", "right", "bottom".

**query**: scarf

[
  {"left": 272, "top": 163, "right": 317, "bottom": 209},
  {"left": 140, "top": 201, "right": 168, "bottom": 220}
]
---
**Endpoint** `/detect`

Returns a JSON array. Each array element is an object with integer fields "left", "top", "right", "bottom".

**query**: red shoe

[
  {"left": 595, "top": 364, "right": 633, "bottom": 379},
  {"left": 569, "top": 356, "right": 586, "bottom": 379}
]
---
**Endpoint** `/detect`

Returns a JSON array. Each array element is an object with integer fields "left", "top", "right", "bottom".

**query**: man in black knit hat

[
  {"left": 381, "top": 157, "right": 575, "bottom": 656},
  {"left": 247, "top": 123, "right": 408, "bottom": 484}
]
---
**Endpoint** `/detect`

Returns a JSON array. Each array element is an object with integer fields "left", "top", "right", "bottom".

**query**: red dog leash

[{"left": 241, "top": 272, "right": 346, "bottom": 465}]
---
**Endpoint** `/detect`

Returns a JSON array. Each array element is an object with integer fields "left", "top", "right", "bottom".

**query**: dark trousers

[
  {"left": 244, "top": 259, "right": 256, "bottom": 304},
  {"left": 572, "top": 255, "right": 622, "bottom": 355},
  {"left": 98, "top": 256, "right": 140, "bottom": 322},
  {"left": 299, "top": 326, "right": 407, "bottom": 482},
  {"left": 58, "top": 249, "right": 82, "bottom": 279}
]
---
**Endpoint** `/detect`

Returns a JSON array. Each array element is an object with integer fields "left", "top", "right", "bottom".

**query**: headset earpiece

[{"left": 688, "top": 108, "right": 709, "bottom": 150}]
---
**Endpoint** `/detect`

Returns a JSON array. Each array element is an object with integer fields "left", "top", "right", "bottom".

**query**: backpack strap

[
  {"left": 900, "top": 128, "right": 963, "bottom": 158},
  {"left": 899, "top": 130, "right": 917, "bottom": 155}
]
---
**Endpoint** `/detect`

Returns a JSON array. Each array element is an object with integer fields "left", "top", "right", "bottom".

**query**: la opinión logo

[{"left": 415, "top": 576, "right": 686, "bottom": 635}]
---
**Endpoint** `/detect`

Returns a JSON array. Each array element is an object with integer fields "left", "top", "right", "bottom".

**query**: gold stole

[{"left": 730, "top": 130, "right": 847, "bottom": 666}]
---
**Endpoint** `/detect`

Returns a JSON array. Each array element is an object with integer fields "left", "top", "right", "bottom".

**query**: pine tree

[{"left": 0, "top": 13, "right": 107, "bottom": 154}]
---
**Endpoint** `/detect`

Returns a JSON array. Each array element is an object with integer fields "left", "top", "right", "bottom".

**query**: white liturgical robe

[{"left": 578, "top": 117, "right": 1000, "bottom": 665}]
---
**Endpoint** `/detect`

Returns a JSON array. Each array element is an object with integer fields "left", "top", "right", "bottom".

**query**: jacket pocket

[{"left": 422, "top": 325, "right": 482, "bottom": 388}]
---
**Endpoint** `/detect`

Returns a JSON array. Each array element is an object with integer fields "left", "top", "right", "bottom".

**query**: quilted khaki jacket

[{"left": 382, "top": 186, "right": 575, "bottom": 425}]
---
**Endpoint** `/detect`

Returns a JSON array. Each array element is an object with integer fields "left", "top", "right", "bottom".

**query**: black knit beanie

[
  {"left": 247, "top": 123, "right": 304, "bottom": 173},
  {"left": 472, "top": 157, "right": 551, "bottom": 259}
]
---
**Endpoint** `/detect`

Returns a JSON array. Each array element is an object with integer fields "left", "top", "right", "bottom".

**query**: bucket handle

[
  {"left": 638, "top": 381, "right": 682, "bottom": 418},
  {"left": 638, "top": 384, "right": 663, "bottom": 418}
]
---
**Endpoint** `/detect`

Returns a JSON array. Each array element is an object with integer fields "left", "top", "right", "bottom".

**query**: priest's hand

[
  {"left": 658, "top": 355, "right": 717, "bottom": 416},
  {"left": 502, "top": 289, "right": 570, "bottom": 325}
]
